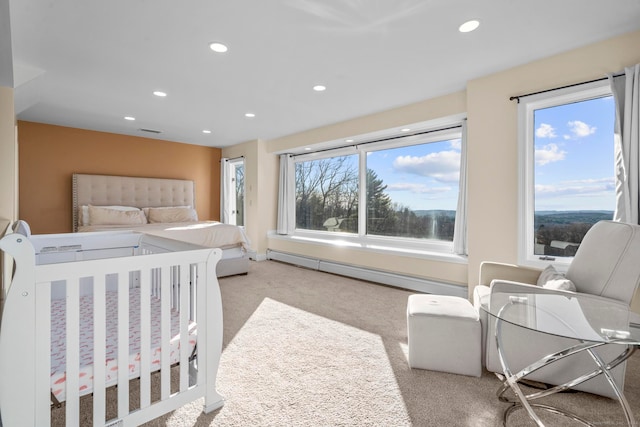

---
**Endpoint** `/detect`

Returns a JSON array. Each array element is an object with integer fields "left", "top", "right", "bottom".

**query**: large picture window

[
  {"left": 365, "top": 139, "right": 460, "bottom": 240},
  {"left": 518, "top": 80, "right": 615, "bottom": 266},
  {"left": 295, "top": 154, "right": 359, "bottom": 232},
  {"left": 291, "top": 124, "right": 464, "bottom": 253}
]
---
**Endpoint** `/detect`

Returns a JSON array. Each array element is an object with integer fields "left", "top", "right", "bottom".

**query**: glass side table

[{"left": 482, "top": 282, "right": 640, "bottom": 426}]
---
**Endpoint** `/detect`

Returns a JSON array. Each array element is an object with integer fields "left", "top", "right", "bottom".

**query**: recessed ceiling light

[
  {"left": 245, "top": 112, "right": 256, "bottom": 118},
  {"left": 313, "top": 85, "right": 326, "bottom": 92},
  {"left": 459, "top": 20, "right": 480, "bottom": 33},
  {"left": 153, "top": 91, "right": 167, "bottom": 97},
  {"left": 202, "top": 130, "right": 212, "bottom": 134},
  {"left": 401, "top": 128, "right": 411, "bottom": 132},
  {"left": 209, "top": 42, "right": 228, "bottom": 53},
  {"left": 124, "top": 116, "right": 135, "bottom": 121}
]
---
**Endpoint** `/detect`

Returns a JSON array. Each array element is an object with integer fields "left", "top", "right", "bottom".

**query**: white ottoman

[{"left": 407, "top": 294, "right": 482, "bottom": 377}]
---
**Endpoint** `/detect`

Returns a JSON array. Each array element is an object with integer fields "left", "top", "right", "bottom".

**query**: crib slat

[
  {"left": 65, "top": 277, "right": 81, "bottom": 427},
  {"left": 93, "top": 274, "right": 107, "bottom": 426},
  {"left": 140, "top": 268, "right": 151, "bottom": 408},
  {"left": 190, "top": 264, "right": 197, "bottom": 320},
  {"left": 194, "top": 262, "right": 206, "bottom": 389},
  {"left": 179, "top": 264, "right": 189, "bottom": 391},
  {"left": 160, "top": 266, "right": 171, "bottom": 400},
  {"left": 172, "top": 265, "right": 179, "bottom": 310},
  {"left": 117, "top": 272, "right": 130, "bottom": 418},
  {"left": 34, "top": 281, "right": 51, "bottom": 426}
]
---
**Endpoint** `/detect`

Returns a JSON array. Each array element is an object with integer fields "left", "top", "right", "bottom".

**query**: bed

[
  {"left": 0, "top": 225, "right": 224, "bottom": 426},
  {"left": 72, "top": 173, "right": 250, "bottom": 277}
]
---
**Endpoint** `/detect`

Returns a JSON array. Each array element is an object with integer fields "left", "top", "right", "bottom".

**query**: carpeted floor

[{"left": 58, "top": 259, "right": 640, "bottom": 426}]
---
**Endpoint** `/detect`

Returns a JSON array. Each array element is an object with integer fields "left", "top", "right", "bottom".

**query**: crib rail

[{"left": 0, "top": 232, "right": 224, "bottom": 427}]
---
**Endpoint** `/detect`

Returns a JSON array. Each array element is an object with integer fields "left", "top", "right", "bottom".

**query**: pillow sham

[
  {"left": 147, "top": 207, "right": 198, "bottom": 223},
  {"left": 536, "top": 264, "right": 576, "bottom": 292},
  {"left": 142, "top": 206, "right": 190, "bottom": 218},
  {"left": 79, "top": 205, "right": 142, "bottom": 226},
  {"left": 87, "top": 205, "right": 147, "bottom": 226}
]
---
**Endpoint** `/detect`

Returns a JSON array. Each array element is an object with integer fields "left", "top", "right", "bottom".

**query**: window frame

[
  {"left": 517, "top": 79, "right": 613, "bottom": 269},
  {"left": 228, "top": 157, "right": 245, "bottom": 227},
  {"left": 290, "top": 123, "right": 464, "bottom": 256}
]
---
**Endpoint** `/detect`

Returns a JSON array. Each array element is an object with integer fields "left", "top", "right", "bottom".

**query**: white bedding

[
  {"left": 78, "top": 221, "right": 250, "bottom": 251},
  {"left": 50, "top": 289, "right": 197, "bottom": 402}
]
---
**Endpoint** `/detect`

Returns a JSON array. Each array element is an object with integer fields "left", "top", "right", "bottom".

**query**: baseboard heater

[{"left": 266, "top": 250, "right": 467, "bottom": 298}]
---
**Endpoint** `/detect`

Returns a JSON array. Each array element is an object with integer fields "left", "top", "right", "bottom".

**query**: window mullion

[{"left": 358, "top": 149, "right": 367, "bottom": 237}]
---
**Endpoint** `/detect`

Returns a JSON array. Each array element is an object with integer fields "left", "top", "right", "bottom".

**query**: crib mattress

[{"left": 50, "top": 289, "right": 197, "bottom": 402}]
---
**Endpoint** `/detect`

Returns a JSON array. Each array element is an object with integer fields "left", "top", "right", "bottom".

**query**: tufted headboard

[{"left": 72, "top": 173, "right": 196, "bottom": 232}]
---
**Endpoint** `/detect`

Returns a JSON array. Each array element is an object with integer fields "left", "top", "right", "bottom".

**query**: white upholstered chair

[{"left": 473, "top": 220, "right": 640, "bottom": 399}]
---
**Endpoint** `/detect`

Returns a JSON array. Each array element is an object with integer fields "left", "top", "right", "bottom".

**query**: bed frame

[
  {"left": 72, "top": 173, "right": 249, "bottom": 277},
  {"left": 72, "top": 174, "right": 197, "bottom": 233},
  {"left": 0, "top": 226, "right": 225, "bottom": 426}
]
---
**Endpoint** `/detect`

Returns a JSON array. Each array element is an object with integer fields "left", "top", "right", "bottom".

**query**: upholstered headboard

[{"left": 72, "top": 173, "right": 196, "bottom": 232}]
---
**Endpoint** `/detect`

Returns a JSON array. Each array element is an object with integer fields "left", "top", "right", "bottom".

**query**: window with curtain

[
  {"left": 291, "top": 124, "right": 464, "bottom": 254},
  {"left": 518, "top": 80, "right": 615, "bottom": 267}
]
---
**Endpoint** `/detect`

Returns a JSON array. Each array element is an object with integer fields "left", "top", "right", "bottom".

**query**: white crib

[{"left": 0, "top": 226, "right": 224, "bottom": 426}]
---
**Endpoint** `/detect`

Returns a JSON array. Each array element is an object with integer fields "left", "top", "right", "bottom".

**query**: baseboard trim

[
  {"left": 245, "top": 250, "right": 270, "bottom": 262},
  {"left": 266, "top": 249, "right": 467, "bottom": 297}
]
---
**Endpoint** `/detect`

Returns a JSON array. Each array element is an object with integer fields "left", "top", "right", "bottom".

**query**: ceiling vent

[{"left": 138, "top": 128, "right": 162, "bottom": 134}]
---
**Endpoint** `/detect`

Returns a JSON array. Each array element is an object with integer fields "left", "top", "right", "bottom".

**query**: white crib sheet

[{"left": 50, "top": 289, "right": 197, "bottom": 402}]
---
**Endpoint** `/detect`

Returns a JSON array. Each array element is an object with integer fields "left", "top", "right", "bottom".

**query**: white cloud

[
  {"left": 535, "top": 177, "right": 615, "bottom": 199},
  {"left": 449, "top": 138, "right": 461, "bottom": 150},
  {"left": 392, "top": 150, "right": 460, "bottom": 183},
  {"left": 536, "top": 123, "right": 557, "bottom": 138},
  {"left": 535, "top": 143, "right": 566, "bottom": 166},
  {"left": 567, "top": 120, "right": 596, "bottom": 138},
  {"left": 386, "top": 183, "right": 451, "bottom": 194}
]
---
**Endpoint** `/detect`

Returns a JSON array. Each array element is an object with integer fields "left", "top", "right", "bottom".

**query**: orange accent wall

[{"left": 18, "top": 121, "right": 221, "bottom": 234}]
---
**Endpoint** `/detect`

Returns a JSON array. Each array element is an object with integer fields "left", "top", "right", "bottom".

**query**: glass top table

[{"left": 482, "top": 282, "right": 640, "bottom": 426}]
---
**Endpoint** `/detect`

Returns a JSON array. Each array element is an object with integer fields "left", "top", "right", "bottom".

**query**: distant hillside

[
  {"left": 412, "top": 210, "right": 456, "bottom": 218},
  {"left": 405, "top": 209, "right": 612, "bottom": 226},
  {"left": 535, "top": 210, "right": 613, "bottom": 226}
]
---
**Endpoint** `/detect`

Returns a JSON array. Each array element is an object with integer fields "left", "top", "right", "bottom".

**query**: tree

[
  {"left": 366, "top": 169, "right": 395, "bottom": 234},
  {"left": 295, "top": 156, "right": 358, "bottom": 231}
]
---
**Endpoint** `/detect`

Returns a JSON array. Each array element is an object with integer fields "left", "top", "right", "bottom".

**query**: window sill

[
  {"left": 268, "top": 231, "right": 468, "bottom": 265},
  {"left": 518, "top": 255, "right": 572, "bottom": 273}
]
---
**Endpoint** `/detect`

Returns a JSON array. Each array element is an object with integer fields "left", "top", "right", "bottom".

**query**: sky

[
  {"left": 533, "top": 95, "right": 614, "bottom": 212},
  {"left": 366, "top": 137, "right": 461, "bottom": 211},
  {"left": 365, "top": 95, "right": 615, "bottom": 213}
]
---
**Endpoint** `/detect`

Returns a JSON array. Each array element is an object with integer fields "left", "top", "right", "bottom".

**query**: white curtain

[
  {"left": 277, "top": 154, "right": 295, "bottom": 234},
  {"left": 220, "top": 157, "right": 231, "bottom": 223},
  {"left": 453, "top": 119, "right": 468, "bottom": 255},
  {"left": 609, "top": 64, "right": 640, "bottom": 224}
]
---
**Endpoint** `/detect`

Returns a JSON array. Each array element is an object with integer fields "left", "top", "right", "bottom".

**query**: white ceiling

[{"left": 7, "top": 0, "right": 640, "bottom": 148}]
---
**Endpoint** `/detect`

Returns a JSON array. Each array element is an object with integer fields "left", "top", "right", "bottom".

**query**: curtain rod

[
  {"left": 291, "top": 124, "right": 463, "bottom": 158},
  {"left": 221, "top": 156, "right": 244, "bottom": 162},
  {"left": 509, "top": 72, "right": 624, "bottom": 103}
]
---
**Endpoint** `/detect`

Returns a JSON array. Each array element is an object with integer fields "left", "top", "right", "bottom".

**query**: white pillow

[
  {"left": 147, "top": 207, "right": 198, "bottom": 223},
  {"left": 142, "top": 206, "right": 190, "bottom": 218},
  {"left": 87, "top": 205, "right": 147, "bottom": 226},
  {"left": 537, "top": 264, "right": 576, "bottom": 292},
  {"left": 80, "top": 205, "right": 142, "bottom": 226}
]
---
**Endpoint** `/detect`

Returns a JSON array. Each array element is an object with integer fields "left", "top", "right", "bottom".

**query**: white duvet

[{"left": 79, "top": 221, "right": 250, "bottom": 251}]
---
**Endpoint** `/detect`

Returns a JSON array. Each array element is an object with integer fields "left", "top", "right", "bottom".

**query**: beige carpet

[{"left": 57, "top": 260, "right": 640, "bottom": 426}]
